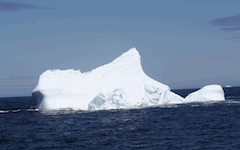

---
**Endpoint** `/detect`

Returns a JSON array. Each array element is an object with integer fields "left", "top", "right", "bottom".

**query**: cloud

[
  {"left": 0, "top": 2, "right": 54, "bottom": 12},
  {"left": 0, "top": 76, "right": 37, "bottom": 89},
  {"left": 220, "top": 27, "right": 240, "bottom": 31},
  {"left": 212, "top": 14, "right": 240, "bottom": 26},
  {"left": 225, "top": 36, "right": 240, "bottom": 40},
  {"left": 0, "top": 84, "right": 36, "bottom": 88},
  {"left": 212, "top": 14, "right": 240, "bottom": 37},
  {"left": 0, "top": 76, "right": 38, "bottom": 81},
  {"left": 10, "top": 76, "right": 38, "bottom": 80}
]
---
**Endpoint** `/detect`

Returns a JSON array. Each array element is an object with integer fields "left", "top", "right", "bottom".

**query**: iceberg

[
  {"left": 32, "top": 47, "right": 184, "bottom": 110},
  {"left": 185, "top": 84, "right": 225, "bottom": 102},
  {"left": 225, "top": 85, "right": 232, "bottom": 88},
  {"left": 32, "top": 48, "right": 226, "bottom": 110}
]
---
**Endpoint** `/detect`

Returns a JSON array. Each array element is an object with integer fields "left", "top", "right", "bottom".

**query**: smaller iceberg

[
  {"left": 225, "top": 85, "right": 232, "bottom": 88},
  {"left": 185, "top": 84, "right": 225, "bottom": 102}
]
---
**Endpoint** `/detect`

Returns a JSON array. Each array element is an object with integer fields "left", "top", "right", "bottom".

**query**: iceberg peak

[
  {"left": 118, "top": 47, "right": 140, "bottom": 60},
  {"left": 90, "top": 47, "right": 143, "bottom": 79},
  {"left": 107, "top": 47, "right": 140, "bottom": 66}
]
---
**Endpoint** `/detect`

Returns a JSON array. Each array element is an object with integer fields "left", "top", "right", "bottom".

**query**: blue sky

[{"left": 0, "top": 0, "right": 240, "bottom": 97}]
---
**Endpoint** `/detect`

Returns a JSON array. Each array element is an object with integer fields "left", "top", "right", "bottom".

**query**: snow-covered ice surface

[
  {"left": 32, "top": 48, "right": 225, "bottom": 110},
  {"left": 185, "top": 85, "right": 225, "bottom": 103},
  {"left": 32, "top": 48, "right": 185, "bottom": 110}
]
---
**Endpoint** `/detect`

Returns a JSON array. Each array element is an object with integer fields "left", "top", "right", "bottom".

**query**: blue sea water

[{"left": 1, "top": 87, "right": 240, "bottom": 150}]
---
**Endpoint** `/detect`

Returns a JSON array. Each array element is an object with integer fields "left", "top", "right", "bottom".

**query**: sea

[{"left": 1, "top": 87, "right": 240, "bottom": 150}]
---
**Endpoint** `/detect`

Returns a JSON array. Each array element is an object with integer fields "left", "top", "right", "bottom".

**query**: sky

[{"left": 0, "top": 0, "right": 240, "bottom": 97}]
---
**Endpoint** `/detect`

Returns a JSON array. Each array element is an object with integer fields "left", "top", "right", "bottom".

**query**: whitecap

[
  {"left": 12, "top": 109, "right": 21, "bottom": 113},
  {"left": 0, "top": 110, "right": 9, "bottom": 113},
  {"left": 26, "top": 108, "right": 39, "bottom": 112}
]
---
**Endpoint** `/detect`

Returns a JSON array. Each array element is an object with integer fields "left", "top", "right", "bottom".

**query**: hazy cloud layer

[
  {"left": 212, "top": 14, "right": 240, "bottom": 37},
  {"left": 212, "top": 14, "right": 240, "bottom": 26},
  {"left": 221, "top": 27, "right": 240, "bottom": 31},
  {"left": 0, "top": 76, "right": 37, "bottom": 90},
  {"left": 0, "top": 84, "right": 36, "bottom": 88},
  {"left": 225, "top": 36, "right": 240, "bottom": 40},
  {"left": 0, "top": 2, "right": 54, "bottom": 12},
  {"left": 0, "top": 76, "right": 38, "bottom": 81}
]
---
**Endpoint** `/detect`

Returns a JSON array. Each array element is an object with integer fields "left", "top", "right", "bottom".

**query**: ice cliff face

[{"left": 32, "top": 48, "right": 184, "bottom": 110}]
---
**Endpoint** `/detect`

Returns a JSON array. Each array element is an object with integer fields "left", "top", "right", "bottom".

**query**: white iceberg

[
  {"left": 32, "top": 47, "right": 184, "bottom": 110},
  {"left": 32, "top": 48, "right": 226, "bottom": 110},
  {"left": 185, "top": 84, "right": 225, "bottom": 102}
]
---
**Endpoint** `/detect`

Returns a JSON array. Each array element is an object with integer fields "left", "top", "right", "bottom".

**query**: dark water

[{"left": 1, "top": 87, "right": 240, "bottom": 150}]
